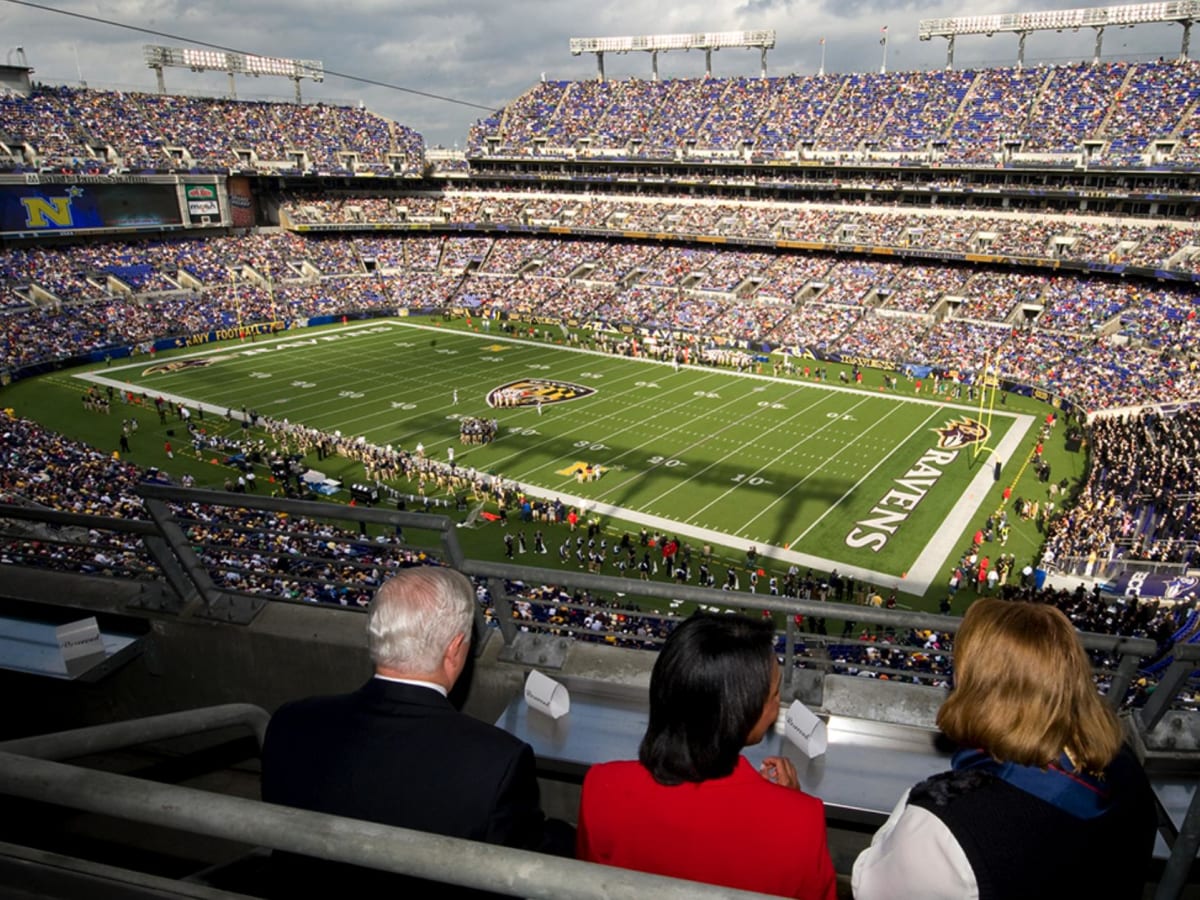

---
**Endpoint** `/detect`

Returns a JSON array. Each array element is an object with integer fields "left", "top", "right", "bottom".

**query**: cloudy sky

[{"left": 0, "top": 0, "right": 1185, "bottom": 146}]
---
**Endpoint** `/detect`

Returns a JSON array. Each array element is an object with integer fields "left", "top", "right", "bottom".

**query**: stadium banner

[
  {"left": 1107, "top": 571, "right": 1199, "bottom": 603},
  {"left": 227, "top": 177, "right": 256, "bottom": 229},
  {"left": 175, "top": 321, "right": 287, "bottom": 348},
  {"left": 826, "top": 351, "right": 901, "bottom": 371},
  {"left": 304, "top": 310, "right": 400, "bottom": 328},
  {"left": 999, "top": 380, "right": 1078, "bottom": 417},
  {"left": 0, "top": 182, "right": 183, "bottom": 235}
]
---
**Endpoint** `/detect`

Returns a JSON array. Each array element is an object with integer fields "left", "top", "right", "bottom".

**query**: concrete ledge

[{"left": 822, "top": 674, "right": 945, "bottom": 729}]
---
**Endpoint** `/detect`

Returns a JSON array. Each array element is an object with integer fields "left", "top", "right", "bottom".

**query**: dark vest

[{"left": 907, "top": 747, "right": 1156, "bottom": 900}]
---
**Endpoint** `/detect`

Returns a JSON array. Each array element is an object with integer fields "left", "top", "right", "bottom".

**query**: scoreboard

[{"left": 0, "top": 174, "right": 231, "bottom": 238}]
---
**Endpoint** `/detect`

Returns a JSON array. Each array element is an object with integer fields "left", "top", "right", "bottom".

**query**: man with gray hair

[{"left": 262, "top": 566, "right": 570, "bottom": 892}]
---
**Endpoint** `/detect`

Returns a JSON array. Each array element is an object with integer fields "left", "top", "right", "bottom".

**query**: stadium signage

[
  {"left": 834, "top": 353, "right": 898, "bottom": 370},
  {"left": 844, "top": 417, "right": 991, "bottom": 553},
  {"left": 183, "top": 321, "right": 282, "bottom": 346},
  {"left": 23, "top": 174, "right": 155, "bottom": 185},
  {"left": 2, "top": 183, "right": 184, "bottom": 234},
  {"left": 185, "top": 183, "right": 220, "bottom": 217}
]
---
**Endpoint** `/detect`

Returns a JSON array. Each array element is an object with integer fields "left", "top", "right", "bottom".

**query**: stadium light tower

[
  {"left": 569, "top": 31, "right": 776, "bottom": 82},
  {"left": 143, "top": 45, "right": 325, "bottom": 103},
  {"left": 919, "top": 0, "right": 1200, "bottom": 68}
]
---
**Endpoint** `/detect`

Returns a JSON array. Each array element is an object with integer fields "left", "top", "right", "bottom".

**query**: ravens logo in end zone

[
  {"left": 931, "top": 416, "right": 990, "bottom": 450},
  {"left": 142, "top": 358, "right": 217, "bottom": 376},
  {"left": 487, "top": 379, "right": 596, "bottom": 408}
]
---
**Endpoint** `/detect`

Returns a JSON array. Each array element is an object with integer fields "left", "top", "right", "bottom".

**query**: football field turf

[{"left": 76, "top": 318, "right": 1036, "bottom": 594}]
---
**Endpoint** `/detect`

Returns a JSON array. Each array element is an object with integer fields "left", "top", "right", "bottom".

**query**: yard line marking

[
  {"left": 584, "top": 384, "right": 834, "bottom": 502},
  {"left": 727, "top": 400, "right": 916, "bottom": 534},
  {"left": 651, "top": 394, "right": 878, "bottom": 514},
  {"left": 785, "top": 405, "right": 948, "bottom": 546}
]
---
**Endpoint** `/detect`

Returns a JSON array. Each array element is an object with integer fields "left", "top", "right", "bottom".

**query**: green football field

[{"left": 72, "top": 318, "right": 1036, "bottom": 594}]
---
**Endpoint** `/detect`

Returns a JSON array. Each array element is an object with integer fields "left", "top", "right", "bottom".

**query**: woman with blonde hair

[{"left": 853, "top": 598, "right": 1157, "bottom": 900}]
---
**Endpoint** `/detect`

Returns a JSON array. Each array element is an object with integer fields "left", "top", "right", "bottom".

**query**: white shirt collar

[{"left": 373, "top": 673, "right": 447, "bottom": 697}]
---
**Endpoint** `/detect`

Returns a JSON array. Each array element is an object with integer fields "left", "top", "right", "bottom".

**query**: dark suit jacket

[{"left": 260, "top": 678, "right": 559, "bottom": 894}]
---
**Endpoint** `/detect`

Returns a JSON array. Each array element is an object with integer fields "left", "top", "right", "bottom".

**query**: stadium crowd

[
  {"left": 279, "top": 190, "right": 1200, "bottom": 275},
  {"left": 1041, "top": 406, "right": 1200, "bottom": 569},
  {"left": 0, "top": 86, "right": 424, "bottom": 175},
  {"left": 2, "top": 394, "right": 1194, "bottom": 708},
  {"left": 469, "top": 60, "right": 1200, "bottom": 166},
  {"left": 2, "top": 56, "right": 1199, "bottom": 682},
  {"left": 4, "top": 230, "right": 1197, "bottom": 411},
  {"left": 0, "top": 409, "right": 440, "bottom": 606}
]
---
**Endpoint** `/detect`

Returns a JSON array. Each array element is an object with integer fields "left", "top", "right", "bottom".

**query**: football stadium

[{"left": 1, "top": 3, "right": 1200, "bottom": 896}]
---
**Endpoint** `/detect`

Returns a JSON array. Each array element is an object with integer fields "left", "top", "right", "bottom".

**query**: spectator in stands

[
  {"left": 852, "top": 598, "right": 1156, "bottom": 900},
  {"left": 577, "top": 613, "right": 836, "bottom": 899},
  {"left": 261, "top": 566, "right": 572, "bottom": 893}
]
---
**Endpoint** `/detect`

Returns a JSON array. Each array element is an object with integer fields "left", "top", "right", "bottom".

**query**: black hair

[{"left": 638, "top": 613, "right": 775, "bottom": 785}]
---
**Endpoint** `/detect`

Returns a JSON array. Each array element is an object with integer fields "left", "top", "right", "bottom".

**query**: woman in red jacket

[{"left": 577, "top": 613, "right": 836, "bottom": 899}]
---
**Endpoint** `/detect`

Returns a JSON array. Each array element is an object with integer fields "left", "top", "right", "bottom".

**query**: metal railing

[
  {"left": 0, "top": 486, "right": 1167, "bottom": 705},
  {"left": 1051, "top": 554, "right": 1193, "bottom": 581},
  {"left": 0, "top": 703, "right": 269, "bottom": 761},
  {"left": 1, "top": 486, "right": 1198, "bottom": 896},
  {"left": 0, "top": 705, "right": 786, "bottom": 900},
  {"left": 0, "top": 699, "right": 1195, "bottom": 899}
]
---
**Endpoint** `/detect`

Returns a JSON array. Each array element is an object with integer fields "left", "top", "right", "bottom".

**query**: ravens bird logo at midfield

[{"left": 486, "top": 379, "right": 596, "bottom": 408}]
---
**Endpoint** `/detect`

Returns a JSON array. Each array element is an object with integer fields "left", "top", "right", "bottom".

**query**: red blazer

[{"left": 577, "top": 756, "right": 836, "bottom": 900}]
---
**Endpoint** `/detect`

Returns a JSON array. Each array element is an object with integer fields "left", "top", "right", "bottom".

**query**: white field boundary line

[
  {"left": 72, "top": 321, "right": 553, "bottom": 439},
  {"left": 72, "top": 320, "right": 735, "bottom": 490},
  {"left": 492, "top": 473, "right": 925, "bottom": 596},
  {"left": 90, "top": 320, "right": 736, "bottom": 468},
  {"left": 739, "top": 402, "right": 941, "bottom": 539},
  {"left": 107, "top": 329, "right": 515, "bottom": 441},
  {"left": 72, "top": 321, "right": 421, "bottom": 418},
  {"left": 82, "top": 317, "right": 1023, "bottom": 429},
  {"left": 499, "top": 411, "right": 1034, "bottom": 597}
]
